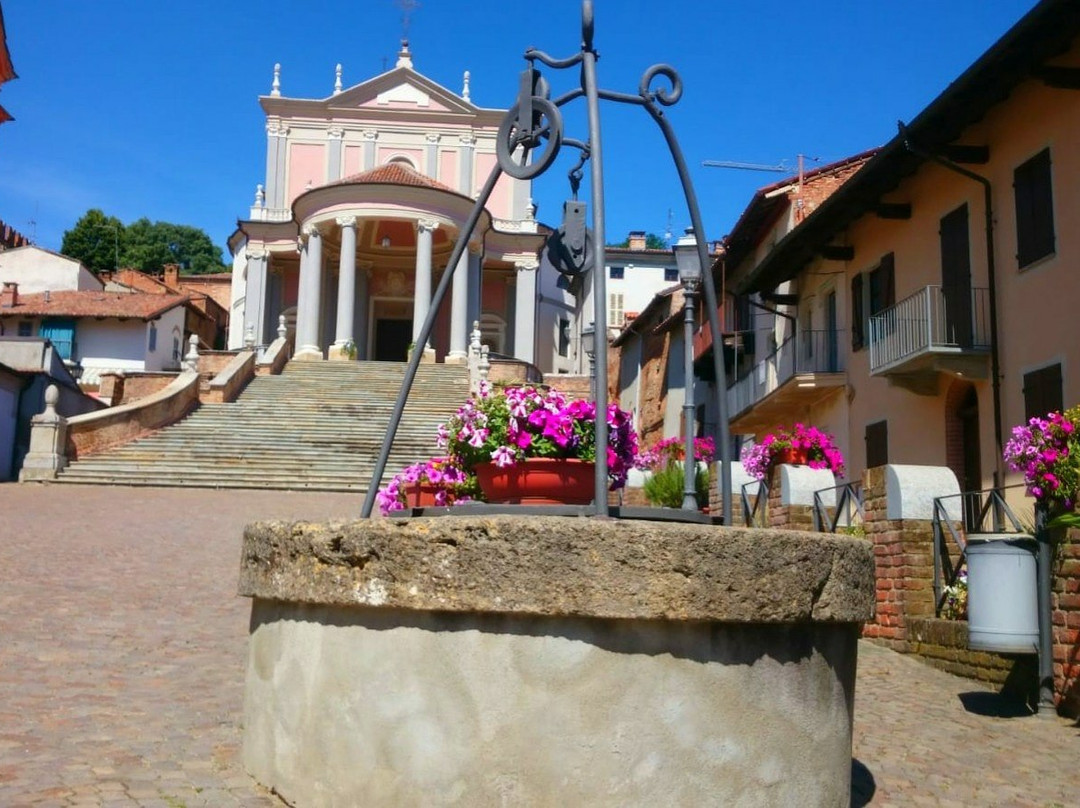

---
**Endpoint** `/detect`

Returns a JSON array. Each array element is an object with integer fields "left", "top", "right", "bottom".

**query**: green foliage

[
  {"left": 607, "top": 232, "right": 668, "bottom": 250},
  {"left": 643, "top": 461, "right": 709, "bottom": 509},
  {"left": 61, "top": 209, "right": 228, "bottom": 275},
  {"left": 59, "top": 209, "right": 125, "bottom": 274}
]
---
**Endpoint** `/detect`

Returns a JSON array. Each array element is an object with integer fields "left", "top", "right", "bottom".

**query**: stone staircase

[{"left": 55, "top": 361, "right": 470, "bottom": 492}]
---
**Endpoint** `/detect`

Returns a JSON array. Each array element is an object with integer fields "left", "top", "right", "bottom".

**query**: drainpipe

[
  {"left": 898, "top": 123, "right": 1005, "bottom": 490},
  {"left": 900, "top": 124, "right": 1057, "bottom": 714}
]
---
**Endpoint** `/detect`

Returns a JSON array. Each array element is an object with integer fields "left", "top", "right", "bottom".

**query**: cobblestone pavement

[
  {"left": 852, "top": 641, "right": 1078, "bottom": 807},
  {"left": 1, "top": 484, "right": 1078, "bottom": 806}
]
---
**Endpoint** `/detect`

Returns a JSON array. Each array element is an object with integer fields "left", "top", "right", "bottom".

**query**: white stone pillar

[
  {"left": 467, "top": 248, "right": 483, "bottom": 329},
  {"left": 295, "top": 224, "right": 324, "bottom": 360},
  {"left": 331, "top": 216, "right": 357, "bottom": 360},
  {"left": 412, "top": 220, "right": 437, "bottom": 347},
  {"left": 447, "top": 247, "right": 471, "bottom": 363},
  {"left": 243, "top": 249, "right": 268, "bottom": 347},
  {"left": 513, "top": 258, "right": 539, "bottom": 364}
]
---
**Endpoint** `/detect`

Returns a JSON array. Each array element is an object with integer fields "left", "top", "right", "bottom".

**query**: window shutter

[
  {"left": 851, "top": 274, "right": 864, "bottom": 351},
  {"left": 1023, "top": 363, "right": 1063, "bottom": 420},
  {"left": 880, "top": 253, "right": 895, "bottom": 310},
  {"left": 1015, "top": 148, "right": 1055, "bottom": 267},
  {"left": 865, "top": 420, "right": 888, "bottom": 469}
]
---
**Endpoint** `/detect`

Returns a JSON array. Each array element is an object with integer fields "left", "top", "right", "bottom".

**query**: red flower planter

[
  {"left": 403, "top": 483, "right": 441, "bottom": 508},
  {"left": 775, "top": 448, "right": 808, "bottom": 466},
  {"left": 475, "top": 458, "right": 595, "bottom": 505}
]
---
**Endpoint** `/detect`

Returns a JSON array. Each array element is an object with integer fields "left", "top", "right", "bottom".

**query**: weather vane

[{"left": 395, "top": 0, "right": 419, "bottom": 41}]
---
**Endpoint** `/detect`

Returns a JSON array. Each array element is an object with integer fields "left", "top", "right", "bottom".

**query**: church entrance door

[{"left": 370, "top": 298, "right": 413, "bottom": 362}]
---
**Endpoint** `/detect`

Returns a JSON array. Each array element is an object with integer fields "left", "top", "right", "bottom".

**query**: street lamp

[
  {"left": 580, "top": 322, "right": 596, "bottom": 397},
  {"left": 674, "top": 227, "right": 701, "bottom": 511}
]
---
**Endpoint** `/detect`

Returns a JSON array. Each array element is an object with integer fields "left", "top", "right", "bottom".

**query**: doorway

[
  {"left": 946, "top": 380, "right": 982, "bottom": 529},
  {"left": 369, "top": 298, "right": 413, "bottom": 362}
]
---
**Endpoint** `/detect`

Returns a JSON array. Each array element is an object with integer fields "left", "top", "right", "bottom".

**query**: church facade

[{"left": 227, "top": 43, "right": 553, "bottom": 367}]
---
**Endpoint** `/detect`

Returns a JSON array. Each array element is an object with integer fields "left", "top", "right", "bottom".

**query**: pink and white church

[{"left": 226, "top": 42, "right": 571, "bottom": 369}]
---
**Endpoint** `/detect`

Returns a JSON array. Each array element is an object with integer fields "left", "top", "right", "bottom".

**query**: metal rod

[
  {"left": 1035, "top": 504, "right": 1056, "bottom": 714},
  {"left": 360, "top": 164, "right": 503, "bottom": 518},
  {"left": 682, "top": 282, "right": 698, "bottom": 511},
  {"left": 644, "top": 106, "right": 733, "bottom": 524},
  {"left": 581, "top": 31, "right": 609, "bottom": 516}
]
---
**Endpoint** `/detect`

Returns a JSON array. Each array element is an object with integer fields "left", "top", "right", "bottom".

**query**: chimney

[
  {"left": 1, "top": 281, "right": 18, "bottom": 308},
  {"left": 628, "top": 231, "right": 646, "bottom": 251},
  {"left": 163, "top": 263, "right": 180, "bottom": 289}
]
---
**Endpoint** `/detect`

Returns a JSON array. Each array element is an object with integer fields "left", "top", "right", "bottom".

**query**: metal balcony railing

[
  {"left": 868, "top": 285, "right": 990, "bottom": 374},
  {"left": 727, "top": 329, "right": 845, "bottom": 418}
]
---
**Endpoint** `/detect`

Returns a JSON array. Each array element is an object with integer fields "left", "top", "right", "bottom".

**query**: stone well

[{"left": 239, "top": 516, "right": 874, "bottom": 807}]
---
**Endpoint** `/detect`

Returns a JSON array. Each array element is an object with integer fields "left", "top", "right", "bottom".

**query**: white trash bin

[{"left": 965, "top": 534, "right": 1039, "bottom": 654}]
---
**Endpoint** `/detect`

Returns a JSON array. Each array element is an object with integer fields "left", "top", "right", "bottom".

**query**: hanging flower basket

[{"left": 475, "top": 457, "right": 595, "bottom": 505}]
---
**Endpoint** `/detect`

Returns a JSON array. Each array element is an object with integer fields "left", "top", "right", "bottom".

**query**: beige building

[{"left": 720, "top": 0, "right": 1080, "bottom": 500}]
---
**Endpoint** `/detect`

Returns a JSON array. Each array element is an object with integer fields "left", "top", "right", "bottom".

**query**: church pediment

[{"left": 329, "top": 68, "right": 476, "bottom": 115}]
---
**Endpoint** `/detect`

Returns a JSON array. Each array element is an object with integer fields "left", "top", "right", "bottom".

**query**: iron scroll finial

[{"left": 639, "top": 64, "right": 683, "bottom": 107}]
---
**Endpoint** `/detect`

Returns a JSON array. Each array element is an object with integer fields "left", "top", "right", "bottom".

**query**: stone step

[{"left": 55, "top": 357, "right": 471, "bottom": 491}]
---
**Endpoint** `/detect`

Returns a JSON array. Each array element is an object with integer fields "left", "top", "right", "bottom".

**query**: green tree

[
  {"left": 59, "top": 209, "right": 125, "bottom": 273},
  {"left": 61, "top": 210, "right": 228, "bottom": 275}
]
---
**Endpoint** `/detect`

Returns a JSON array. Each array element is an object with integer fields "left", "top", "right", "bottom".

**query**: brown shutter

[
  {"left": 879, "top": 253, "right": 895, "bottom": 310},
  {"left": 865, "top": 420, "right": 888, "bottom": 469},
  {"left": 1023, "top": 363, "right": 1063, "bottom": 420},
  {"left": 851, "top": 274, "right": 864, "bottom": 351}
]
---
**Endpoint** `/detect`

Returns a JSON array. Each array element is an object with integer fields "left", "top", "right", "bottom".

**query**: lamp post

[
  {"left": 674, "top": 227, "right": 701, "bottom": 512},
  {"left": 580, "top": 322, "right": 596, "bottom": 399}
]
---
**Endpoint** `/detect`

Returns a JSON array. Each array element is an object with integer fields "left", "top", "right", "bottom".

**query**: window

[
  {"left": 609, "top": 266, "right": 624, "bottom": 280},
  {"left": 148, "top": 322, "right": 158, "bottom": 353},
  {"left": 557, "top": 318, "right": 570, "bottom": 357},
  {"left": 1023, "top": 363, "right": 1063, "bottom": 420},
  {"left": 17, "top": 321, "right": 32, "bottom": 337},
  {"left": 608, "top": 293, "right": 625, "bottom": 328},
  {"left": 850, "top": 254, "right": 895, "bottom": 351},
  {"left": 1014, "top": 148, "right": 1055, "bottom": 268},
  {"left": 866, "top": 420, "right": 888, "bottom": 469},
  {"left": 664, "top": 267, "right": 679, "bottom": 283}
]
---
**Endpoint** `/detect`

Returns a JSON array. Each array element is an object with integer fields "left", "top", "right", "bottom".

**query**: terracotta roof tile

[
  {"left": 0, "top": 290, "right": 189, "bottom": 320},
  {"left": 331, "top": 162, "right": 459, "bottom": 194}
]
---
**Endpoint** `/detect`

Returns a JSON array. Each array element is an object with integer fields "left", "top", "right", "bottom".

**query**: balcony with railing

[
  {"left": 726, "top": 328, "right": 846, "bottom": 432},
  {"left": 868, "top": 285, "right": 990, "bottom": 381}
]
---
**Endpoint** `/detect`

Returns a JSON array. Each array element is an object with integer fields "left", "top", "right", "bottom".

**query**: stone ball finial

[
  {"left": 334, "top": 63, "right": 343, "bottom": 94},
  {"left": 278, "top": 314, "right": 288, "bottom": 340},
  {"left": 271, "top": 62, "right": 282, "bottom": 96},
  {"left": 462, "top": 69, "right": 471, "bottom": 102},
  {"left": 44, "top": 384, "right": 59, "bottom": 414}
]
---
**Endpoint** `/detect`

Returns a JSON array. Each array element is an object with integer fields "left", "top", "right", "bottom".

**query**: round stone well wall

[{"left": 239, "top": 515, "right": 874, "bottom": 807}]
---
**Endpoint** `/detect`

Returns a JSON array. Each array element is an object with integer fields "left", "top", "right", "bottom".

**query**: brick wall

[
  {"left": 1054, "top": 528, "right": 1080, "bottom": 714},
  {"left": 907, "top": 617, "right": 1036, "bottom": 699},
  {"left": 764, "top": 466, "right": 814, "bottom": 531},
  {"left": 860, "top": 466, "right": 936, "bottom": 650}
]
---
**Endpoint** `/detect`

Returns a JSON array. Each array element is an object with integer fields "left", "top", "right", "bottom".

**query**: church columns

[
  {"left": 412, "top": 219, "right": 437, "bottom": 348},
  {"left": 330, "top": 216, "right": 357, "bottom": 360},
  {"left": 513, "top": 257, "right": 539, "bottom": 364},
  {"left": 447, "top": 246, "right": 471, "bottom": 363},
  {"left": 295, "top": 224, "right": 324, "bottom": 360},
  {"left": 467, "top": 248, "right": 482, "bottom": 331},
  {"left": 243, "top": 249, "right": 268, "bottom": 350}
]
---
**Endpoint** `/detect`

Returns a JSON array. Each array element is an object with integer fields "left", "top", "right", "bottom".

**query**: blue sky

[{"left": 0, "top": 0, "right": 1038, "bottom": 259}]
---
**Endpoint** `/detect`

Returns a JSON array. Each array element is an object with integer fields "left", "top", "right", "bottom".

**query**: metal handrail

[
  {"left": 741, "top": 478, "right": 768, "bottom": 527},
  {"left": 930, "top": 484, "right": 1028, "bottom": 614},
  {"left": 812, "top": 481, "right": 864, "bottom": 533}
]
